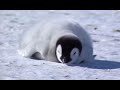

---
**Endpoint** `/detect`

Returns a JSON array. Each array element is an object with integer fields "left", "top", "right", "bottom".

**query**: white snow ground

[{"left": 0, "top": 10, "right": 120, "bottom": 80}]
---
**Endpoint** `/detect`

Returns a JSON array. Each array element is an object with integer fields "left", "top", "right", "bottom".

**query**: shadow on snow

[{"left": 68, "top": 59, "right": 120, "bottom": 69}]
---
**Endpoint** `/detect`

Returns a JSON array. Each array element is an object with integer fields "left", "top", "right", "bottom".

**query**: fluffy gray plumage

[{"left": 18, "top": 19, "right": 94, "bottom": 64}]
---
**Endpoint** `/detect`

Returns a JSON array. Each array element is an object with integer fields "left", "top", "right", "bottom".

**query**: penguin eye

[
  {"left": 58, "top": 50, "right": 60, "bottom": 53},
  {"left": 71, "top": 48, "right": 79, "bottom": 57},
  {"left": 73, "top": 52, "right": 76, "bottom": 55}
]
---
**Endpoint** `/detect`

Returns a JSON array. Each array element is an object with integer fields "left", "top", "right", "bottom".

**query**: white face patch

[
  {"left": 56, "top": 45, "right": 63, "bottom": 63},
  {"left": 70, "top": 48, "right": 79, "bottom": 63}
]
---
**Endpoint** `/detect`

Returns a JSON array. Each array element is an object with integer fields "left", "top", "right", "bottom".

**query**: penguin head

[{"left": 56, "top": 35, "right": 82, "bottom": 64}]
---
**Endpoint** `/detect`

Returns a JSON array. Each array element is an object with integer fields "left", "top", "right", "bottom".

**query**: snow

[{"left": 0, "top": 10, "right": 120, "bottom": 80}]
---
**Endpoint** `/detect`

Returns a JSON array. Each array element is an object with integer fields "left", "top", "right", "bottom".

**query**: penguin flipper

[{"left": 31, "top": 52, "right": 44, "bottom": 60}]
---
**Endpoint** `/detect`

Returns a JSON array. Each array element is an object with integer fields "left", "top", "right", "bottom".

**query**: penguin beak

[
  {"left": 60, "top": 56, "right": 67, "bottom": 64},
  {"left": 62, "top": 59, "right": 65, "bottom": 64}
]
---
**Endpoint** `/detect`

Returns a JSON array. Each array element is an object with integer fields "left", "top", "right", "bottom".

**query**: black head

[{"left": 56, "top": 35, "right": 82, "bottom": 64}]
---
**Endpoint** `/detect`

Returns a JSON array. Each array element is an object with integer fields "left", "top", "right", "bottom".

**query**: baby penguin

[{"left": 18, "top": 19, "right": 93, "bottom": 64}]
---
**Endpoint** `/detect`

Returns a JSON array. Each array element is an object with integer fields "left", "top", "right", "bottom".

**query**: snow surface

[{"left": 0, "top": 10, "right": 120, "bottom": 80}]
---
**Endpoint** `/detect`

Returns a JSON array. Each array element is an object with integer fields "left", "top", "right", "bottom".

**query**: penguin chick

[{"left": 18, "top": 19, "right": 94, "bottom": 64}]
